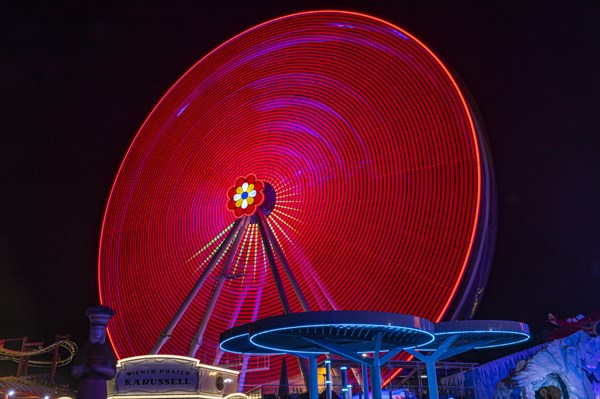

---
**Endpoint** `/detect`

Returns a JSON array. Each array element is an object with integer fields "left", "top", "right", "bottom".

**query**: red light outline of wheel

[{"left": 98, "top": 10, "right": 484, "bottom": 387}]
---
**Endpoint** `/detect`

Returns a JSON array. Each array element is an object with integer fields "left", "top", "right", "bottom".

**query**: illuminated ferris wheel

[{"left": 98, "top": 11, "right": 495, "bottom": 388}]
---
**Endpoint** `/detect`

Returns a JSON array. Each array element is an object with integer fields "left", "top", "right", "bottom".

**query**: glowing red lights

[
  {"left": 227, "top": 174, "right": 265, "bottom": 217},
  {"left": 98, "top": 11, "right": 493, "bottom": 388}
]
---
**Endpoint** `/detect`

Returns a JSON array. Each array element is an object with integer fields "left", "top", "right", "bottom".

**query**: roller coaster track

[{"left": 0, "top": 339, "right": 78, "bottom": 367}]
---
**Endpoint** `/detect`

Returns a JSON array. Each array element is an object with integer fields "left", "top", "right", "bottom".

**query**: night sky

[{"left": 2, "top": 0, "right": 599, "bottom": 380}]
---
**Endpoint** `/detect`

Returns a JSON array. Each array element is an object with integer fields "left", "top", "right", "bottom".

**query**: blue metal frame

[{"left": 219, "top": 313, "right": 530, "bottom": 399}]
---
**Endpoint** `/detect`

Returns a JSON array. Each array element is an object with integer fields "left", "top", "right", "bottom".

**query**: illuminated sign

[
  {"left": 113, "top": 356, "right": 200, "bottom": 395},
  {"left": 109, "top": 355, "right": 240, "bottom": 398}
]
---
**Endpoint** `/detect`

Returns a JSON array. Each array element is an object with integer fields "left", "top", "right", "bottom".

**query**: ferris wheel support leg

[
  {"left": 188, "top": 217, "right": 250, "bottom": 357},
  {"left": 297, "top": 356, "right": 311, "bottom": 396},
  {"left": 150, "top": 218, "right": 245, "bottom": 354},
  {"left": 257, "top": 209, "right": 311, "bottom": 312},
  {"left": 256, "top": 212, "right": 312, "bottom": 390},
  {"left": 255, "top": 214, "right": 291, "bottom": 314},
  {"left": 256, "top": 213, "right": 314, "bottom": 388}
]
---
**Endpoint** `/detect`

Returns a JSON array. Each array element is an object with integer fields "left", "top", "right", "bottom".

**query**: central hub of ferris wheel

[
  {"left": 227, "top": 174, "right": 276, "bottom": 218},
  {"left": 227, "top": 174, "right": 265, "bottom": 218}
]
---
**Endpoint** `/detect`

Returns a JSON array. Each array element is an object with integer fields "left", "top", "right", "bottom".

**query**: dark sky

[{"left": 2, "top": 0, "right": 599, "bottom": 378}]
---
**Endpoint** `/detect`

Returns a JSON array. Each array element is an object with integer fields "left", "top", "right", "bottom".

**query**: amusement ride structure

[
  {"left": 0, "top": 337, "right": 77, "bottom": 383},
  {"left": 98, "top": 10, "right": 499, "bottom": 390},
  {"left": 0, "top": 336, "right": 77, "bottom": 397},
  {"left": 219, "top": 312, "right": 529, "bottom": 399}
]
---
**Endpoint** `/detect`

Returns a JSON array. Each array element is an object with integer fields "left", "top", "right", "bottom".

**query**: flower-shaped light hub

[{"left": 227, "top": 174, "right": 265, "bottom": 218}]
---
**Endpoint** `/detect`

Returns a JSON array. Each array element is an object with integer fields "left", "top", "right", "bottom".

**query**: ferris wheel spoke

[
  {"left": 150, "top": 217, "right": 245, "bottom": 354},
  {"left": 255, "top": 212, "right": 291, "bottom": 314},
  {"left": 188, "top": 216, "right": 250, "bottom": 357},
  {"left": 257, "top": 208, "right": 311, "bottom": 312}
]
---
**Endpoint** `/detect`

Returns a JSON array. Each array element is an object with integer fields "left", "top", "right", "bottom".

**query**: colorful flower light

[{"left": 227, "top": 174, "right": 264, "bottom": 217}]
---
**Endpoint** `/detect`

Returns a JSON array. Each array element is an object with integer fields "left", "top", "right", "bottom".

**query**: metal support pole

[
  {"left": 51, "top": 334, "right": 68, "bottom": 384},
  {"left": 257, "top": 212, "right": 310, "bottom": 390},
  {"left": 309, "top": 356, "right": 319, "bottom": 399},
  {"left": 296, "top": 356, "right": 311, "bottom": 395},
  {"left": 370, "top": 332, "right": 383, "bottom": 399},
  {"left": 370, "top": 364, "right": 382, "bottom": 399},
  {"left": 16, "top": 336, "right": 28, "bottom": 377},
  {"left": 326, "top": 360, "right": 332, "bottom": 399},
  {"left": 341, "top": 366, "right": 349, "bottom": 399},
  {"left": 15, "top": 338, "right": 42, "bottom": 377},
  {"left": 425, "top": 358, "right": 439, "bottom": 399},
  {"left": 50, "top": 342, "right": 59, "bottom": 383},
  {"left": 255, "top": 214, "right": 291, "bottom": 313},
  {"left": 262, "top": 210, "right": 323, "bottom": 391},
  {"left": 361, "top": 364, "right": 370, "bottom": 399},
  {"left": 257, "top": 209, "right": 311, "bottom": 311},
  {"left": 151, "top": 219, "right": 244, "bottom": 354},
  {"left": 188, "top": 217, "right": 249, "bottom": 357}
]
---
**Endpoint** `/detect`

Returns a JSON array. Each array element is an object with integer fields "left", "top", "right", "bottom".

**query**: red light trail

[{"left": 98, "top": 11, "right": 490, "bottom": 387}]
